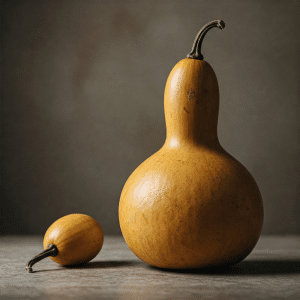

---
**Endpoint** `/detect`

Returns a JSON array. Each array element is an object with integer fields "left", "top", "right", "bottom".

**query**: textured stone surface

[{"left": 1, "top": 235, "right": 300, "bottom": 299}]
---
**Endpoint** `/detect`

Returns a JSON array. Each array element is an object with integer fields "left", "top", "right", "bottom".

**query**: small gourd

[
  {"left": 26, "top": 214, "right": 104, "bottom": 272},
  {"left": 119, "top": 20, "right": 264, "bottom": 269}
]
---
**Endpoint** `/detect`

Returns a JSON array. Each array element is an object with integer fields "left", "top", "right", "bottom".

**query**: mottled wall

[{"left": 1, "top": 0, "right": 299, "bottom": 235}]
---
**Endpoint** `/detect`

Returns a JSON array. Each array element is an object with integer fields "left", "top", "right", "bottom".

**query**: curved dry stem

[
  {"left": 187, "top": 20, "right": 225, "bottom": 60},
  {"left": 26, "top": 244, "right": 58, "bottom": 273}
]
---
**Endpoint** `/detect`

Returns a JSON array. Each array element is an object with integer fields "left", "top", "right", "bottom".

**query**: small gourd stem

[
  {"left": 187, "top": 20, "right": 225, "bottom": 60},
  {"left": 26, "top": 244, "right": 58, "bottom": 273}
]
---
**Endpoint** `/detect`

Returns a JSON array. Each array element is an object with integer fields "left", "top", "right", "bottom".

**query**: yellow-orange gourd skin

[
  {"left": 119, "top": 58, "right": 264, "bottom": 269},
  {"left": 43, "top": 214, "right": 104, "bottom": 266}
]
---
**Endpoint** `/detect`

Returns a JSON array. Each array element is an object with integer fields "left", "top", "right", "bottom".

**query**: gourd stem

[
  {"left": 26, "top": 244, "right": 58, "bottom": 273},
  {"left": 187, "top": 20, "right": 225, "bottom": 60}
]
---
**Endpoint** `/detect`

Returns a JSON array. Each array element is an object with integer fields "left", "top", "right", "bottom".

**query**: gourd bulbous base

[{"left": 119, "top": 145, "right": 263, "bottom": 269}]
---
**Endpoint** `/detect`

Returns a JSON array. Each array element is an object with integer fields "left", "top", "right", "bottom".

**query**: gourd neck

[
  {"left": 187, "top": 20, "right": 225, "bottom": 60},
  {"left": 164, "top": 58, "right": 220, "bottom": 149},
  {"left": 163, "top": 20, "right": 225, "bottom": 148}
]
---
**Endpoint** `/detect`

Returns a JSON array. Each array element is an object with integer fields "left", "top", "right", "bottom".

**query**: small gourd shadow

[
  {"left": 32, "top": 260, "right": 140, "bottom": 273},
  {"left": 149, "top": 259, "right": 300, "bottom": 276},
  {"left": 65, "top": 260, "right": 140, "bottom": 269}
]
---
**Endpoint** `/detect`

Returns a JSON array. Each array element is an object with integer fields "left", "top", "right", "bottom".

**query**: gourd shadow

[
  {"left": 32, "top": 260, "right": 140, "bottom": 273},
  {"left": 149, "top": 259, "right": 300, "bottom": 276},
  {"left": 64, "top": 260, "right": 140, "bottom": 269}
]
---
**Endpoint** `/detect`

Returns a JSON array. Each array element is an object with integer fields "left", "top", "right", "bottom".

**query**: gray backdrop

[{"left": 1, "top": 0, "right": 299, "bottom": 235}]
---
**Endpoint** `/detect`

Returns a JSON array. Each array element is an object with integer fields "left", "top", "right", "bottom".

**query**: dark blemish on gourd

[
  {"left": 177, "top": 160, "right": 186, "bottom": 164},
  {"left": 231, "top": 200, "right": 240, "bottom": 209},
  {"left": 187, "top": 89, "right": 195, "bottom": 101},
  {"left": 204, "top": 89, "right": 209, "bottom": 93},
  {"left": 184, "top": 107, "right": 189, "bottom": 113}
]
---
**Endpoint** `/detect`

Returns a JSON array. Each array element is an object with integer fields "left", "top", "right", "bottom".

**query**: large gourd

[{"left": 119, "top": 20, "right": 263, "bottom": 269}]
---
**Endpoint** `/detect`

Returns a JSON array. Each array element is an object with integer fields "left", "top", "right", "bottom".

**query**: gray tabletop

[{"left": 1, "top": 235, "right": 300, "bottom": 299}]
